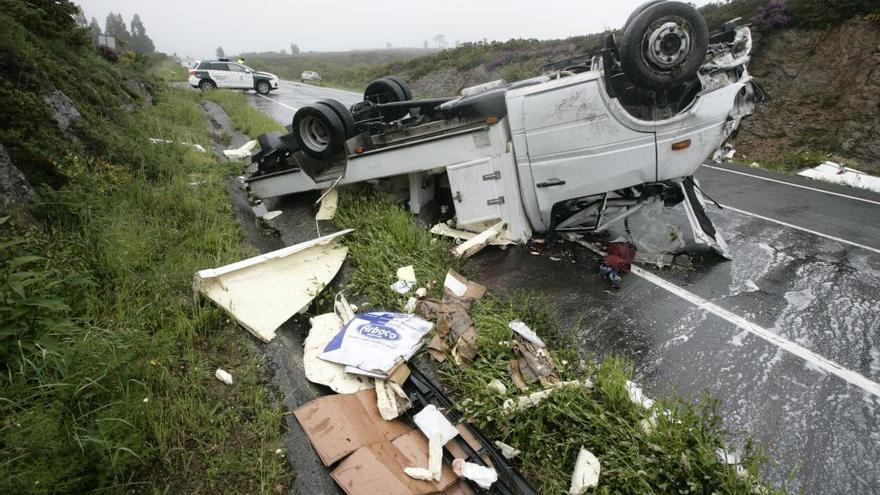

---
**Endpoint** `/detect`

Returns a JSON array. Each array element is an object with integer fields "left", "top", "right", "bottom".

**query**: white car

[
  {"left": 301, "top": 71, "right": 322, "bottom": 82},
  {"left": 189, "top": 59, "right": 279, "bottom": 94}
]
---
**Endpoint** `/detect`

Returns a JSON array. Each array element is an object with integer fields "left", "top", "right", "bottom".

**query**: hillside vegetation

[
  {"left": 239, "top": 48, "right": 436, "bottom": 90},
  {"left": 0, "top": 1, "right": 288, "bottom": 492}
]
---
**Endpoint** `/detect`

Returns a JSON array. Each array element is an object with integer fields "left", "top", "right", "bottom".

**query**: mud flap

[{"left": 681, "top": 177, "right": 730, "bottom": 259}]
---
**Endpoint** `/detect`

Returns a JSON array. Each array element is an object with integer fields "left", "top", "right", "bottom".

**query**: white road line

[
  {"left": 256, "top": 93, "right": 298, "bottom": 112},
  {"left": 630, "top": 264, "right": 880, "bottom": 398},
  {"left": 702, "top": 164, "right": 880, "bottom": 207},
  {"left": 721, "top": 204, "right": 880, "bottom": 255},
  {"left": 570, "top": 237, "right": 880, "bottom": 398}
]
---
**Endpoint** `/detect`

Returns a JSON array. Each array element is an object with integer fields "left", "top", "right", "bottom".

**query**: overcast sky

[{"left": 76, "top": 0, "right": 716, "bottom": 59}]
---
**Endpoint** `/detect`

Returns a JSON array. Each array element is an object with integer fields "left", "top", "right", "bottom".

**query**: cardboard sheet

[
  {"left": 331, "top": 430, "right": 458, "bottom": 495},
  {"left": 294, "top": 389, "right": 410, "bottom": 466}
]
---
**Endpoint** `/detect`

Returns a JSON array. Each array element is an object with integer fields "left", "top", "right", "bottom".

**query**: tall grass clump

[{"left": 1, "top": 84, "right": 289, "bottom": 494}]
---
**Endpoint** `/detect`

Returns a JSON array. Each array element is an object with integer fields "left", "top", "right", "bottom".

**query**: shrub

[
  {"left": 752, "top": 1, "right": 792, "bottom": 30},
  {"left": 96, "top": 44, "right": 118, "bottom": 62}
]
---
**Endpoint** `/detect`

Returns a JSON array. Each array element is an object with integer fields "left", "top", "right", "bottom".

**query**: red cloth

[{"left": 602, "top": 243, "right": 637, "bottom": 274}]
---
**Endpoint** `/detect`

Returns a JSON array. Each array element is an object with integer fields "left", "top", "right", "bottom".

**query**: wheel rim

[
  {"left": 299, "top": 115, "right": 330, "bottom": 152},
  {"left": 203, "top": 81, "right": 215, "bottom": 90},
  {"left": 644, "top": 18, "right": 692, "bottom": 69},
  {"left": 258, "top": 82, "right": 269, "bottom": 92}
]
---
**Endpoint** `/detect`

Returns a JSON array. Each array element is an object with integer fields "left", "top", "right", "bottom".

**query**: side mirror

[{"left": 245, "top": 69, "right": 252, "bottom": 73}]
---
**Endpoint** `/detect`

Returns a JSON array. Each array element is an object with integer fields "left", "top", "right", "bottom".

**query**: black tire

[
  {"left": 255, "top": 80, "right": 271, "bottom": 95},
  {"left": 623, "top": 0, "right": 666, "bottom": 32},
  {"left": 291, "top": 105, "right": 346, "bottom": 160},
  {"left": 316, "top": 99, "right": 357, "bottom": 139},
  {"left": 258, "top": 131, "right": 283, "bottom": 155},
  {"left": 364, "top": 77, "right": 408, "bottom": 122},
  {"left": 199, "top": 79, "right": 216, "bottom": 91},
  {"left": 384, "top": 76, "right": 413, "bottom": 101},
  {"left": 619, "top": 1, "right": 708, "bottom": 90}
]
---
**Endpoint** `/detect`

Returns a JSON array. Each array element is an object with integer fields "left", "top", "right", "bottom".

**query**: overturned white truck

[{"left": 249, "top": 1, "right": 760, "bottom": 255}]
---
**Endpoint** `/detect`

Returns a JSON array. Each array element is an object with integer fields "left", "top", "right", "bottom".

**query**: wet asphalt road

[{"left": 246, "top": 82, "right": 880, "bottom": 494}]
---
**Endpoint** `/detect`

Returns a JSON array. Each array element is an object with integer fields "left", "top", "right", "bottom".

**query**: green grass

[
  {"left": 334, "top": 192, "right": 459, "bottom": 309},
  {"left": 333, "top": 192, "right": 786, "bottom": 494},
  {"left": 1, "top": 84, "right": 290, "bottom": 493},
  {"left": 240, "top": 48, "right": 434, "bottom": 91},
  {"left": 203, "top": 90, "right": 286, "bottom": 137}
]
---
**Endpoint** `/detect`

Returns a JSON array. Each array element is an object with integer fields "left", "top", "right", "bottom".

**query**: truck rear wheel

[
  {"left": 619, "top": 1, "right": 708, "bottom": 90},
  {"left": 316, "top": 99, "right": 357, "bottom": 139},
  {"left": 364, "top": 77, "right": 408, "bottom": 122},
  {"left": 292, "top": 105, "right": 346, "bottom": 160}
]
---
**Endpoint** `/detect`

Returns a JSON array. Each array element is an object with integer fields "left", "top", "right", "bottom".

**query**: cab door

[{"left": 521, "top": 77, "right": 656, "bottom": 225}]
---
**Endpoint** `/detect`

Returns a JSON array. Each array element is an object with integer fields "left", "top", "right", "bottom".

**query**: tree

[
  {"left": 432, "top": 33, "right": 446, "bottom": 48},
  {"left": 104, "top": 12, "right": 131, "bottom": 47},
  {"left": 74, "top": 6, "right": 87, "bottom": 27},
  {"left": 129, "top": 14, "right": 155, "bottom": 53},
  {"left": 88, "top": 17, "right": 101, "bottom": 43},
  {"left": 290, "top": 43, "right": 300, "bottom": 55},
  {"left": 216, "top": 46, "right": 226, "bottom": 58}
]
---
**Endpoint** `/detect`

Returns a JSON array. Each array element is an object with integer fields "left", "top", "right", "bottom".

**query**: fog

[{"left": 76, "top": 0, "right": 717, "bottom": 58}]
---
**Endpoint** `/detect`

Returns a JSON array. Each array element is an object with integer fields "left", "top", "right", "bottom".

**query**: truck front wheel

[{"left": 619, "top": 1, "right": 708, "bottom": 90}]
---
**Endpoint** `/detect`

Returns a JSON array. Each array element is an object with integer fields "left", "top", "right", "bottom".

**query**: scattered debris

[
  {"left": 223, "top": 139, "right": 258, "bottom": 160},
  {"left": 376, "top": 378, "right": 411, "bottom": 420},
  {"left": 332, "top": 430, "right": 459, "bottom": 494},
  {"left": 316, "top": 188, "right": 339, "bottom": 220},
  {"left": 486, "top": 379, "right": 508, "bottom": 395},
  {"left": 397, "top": 265, "right": 417, "bottom": 284},
  {"left": 391, "top": 280, "right": 415, "bottom": 294},
  {"left": 319, "top": 312, "right": 434, "bottom": 376},
  {"left": 599, "top": 242, "right": 637, "bottom": 290},
  {"left": 415, "top": 287, "right": 428, "bottom": 298},
  {"left": 262, "top": 210, "right": 282, "bottom": 220},
  {"left": 510, "top": 340, "right": 558, "bottom": 388},
  {"left": 452, "top": 459, "right": 498, "bottom": 489},
  {"left": 407, "top": 432, "right": 444, "bottom": 482},
  {"left": 149, "top": 137, "right": 207, "bottom": 153},
  {"left": 494, "top": 441, "right": 521, "bottom": 460},
  {"left": 214, "top": 368, "right": 233, "bottom": 385},
  {"left": 503, "top": 381, "right": 587, "bottom": 413},
  {"left": 712, "top": 145, "right": 736, "bottom": 163},
  {"left": 414, "top": 405, "right": 459, "bottom": 445},
  {"left": 295, "top": 389, "right": 411, "bottom": 465},
  {"left": 430, "top": 222, "right": 515, "bottom": 247},
  {"left": 625, "top": 380, "right": 655, "bottom": 410},
  {"left": 451, "top": 221, "right": 506, "bottom": 259},
  {"left": 334, "top": 292, "right": 357, "bottom": 323},
  {"left": 193, "top": 230, "right": 351, "bottom": 342},
  {"left": 568, "top": 447, "right": 601, "bottom": 494},
  {"left": 798, "top": 161, "right": 880, "bottom": 193},
  {"left": 508, "top": 320, "right": 546, "bottom": 348},
  {"left": 403, "top": 296, "right": 418, "bottom": 313},
  {"left": 418, "top": 299, "right": 478, "bottom": 365},
  {"left": 442, "top": 270, "right": 486, "bottom": 309},
  {"left": 303, "top": 313, "right": 374, "bottom": 394}
]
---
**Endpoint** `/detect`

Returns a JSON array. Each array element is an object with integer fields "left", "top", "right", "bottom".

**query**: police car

[{"left": 188, "top": 58, "right": 279, "bottom": 94}]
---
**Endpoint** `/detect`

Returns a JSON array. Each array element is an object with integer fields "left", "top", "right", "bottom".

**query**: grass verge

[
  {"left": 203, "top": 90, "right": 286, "bottom": 138},
  {"left": 1, "top": 88, "right": 289, "bottom": 493},
  {"left": 333, "top": 192, "right": 784, "bottom": 494}
]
